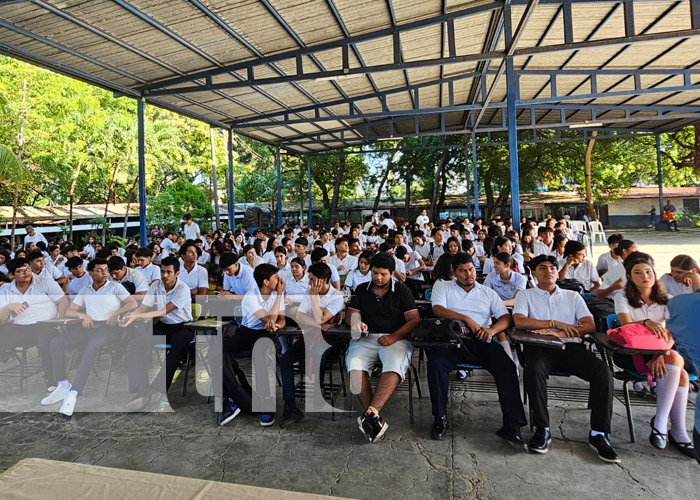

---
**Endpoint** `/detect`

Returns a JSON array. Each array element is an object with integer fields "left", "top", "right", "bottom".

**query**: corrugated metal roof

[{"left": 1, "top": 0, "right": 700, "bottom": 154}]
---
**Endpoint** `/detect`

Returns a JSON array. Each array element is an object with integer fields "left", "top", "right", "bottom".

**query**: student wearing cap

[
  {"left": 513, "top": 254, "right": 619, "bottom": 463},
  {"left": 42, "top": 258, "right": 137, "bottom": 417}
]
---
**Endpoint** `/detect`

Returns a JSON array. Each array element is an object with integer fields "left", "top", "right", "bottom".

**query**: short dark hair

[
  {"left": 395, "top": 246, "right": 408, "bottom": 259},
  {"left": 107, "top": 256, "right": 125, "bottom": 271},
  {"left": 310, "top": 247, "right": 327, "bottom": 264},
  {"left": 67, "top": 256, "right": 85, "bottom": 269},
  {"left": 451, "top": 252, "right": 474, "bottom": 270},
  {"left": 335, "top": 237, "right": 348, "bottom": 247},
  {"left": 135, "top": 247, "right": 154, "bottom": 259},
  {"left": 295, "top": 237, "right": 308, "bottom": 247},
  {"left": 179, "top": 239, "right": 201, "bottom": 257},
  {"left": 564, "top": 240, "right": 586, "bottom": 257},
  {"left": 87, "top": 258, "right": 109, "bottom": 272},
  {"left": 370, "top": 252, "right": 395, "bottom": 273},
  {"left": 253, "top": 263, "right": 278, "bottom": 288},
  {"left": 219, "top": 253, "right": 239, "bottom": 269},
  {"left": 160, "top": 255, "right": 180, "bottom": 272},
  {"left": 274, "top": 245, "right": 287, "bottom": 255},
  {"left": 493, "top": 252, "right": 513, "bottom": 267},
  {"left": 307, "top": 262, "right": 332, "bottom": 282},
  {"left": 7, "top": 258, "right": 29, "bottom": 274},
  {"left": 530, "top": 254, "right": 558, "bottom": 269},
  {"left": 290, "top": 256, "right": 307, "bottom": 268},
  {"left": 26, "top": 251, "right": 43, "bottom": 262},
  {"left": 607, "top": 233, "right": 624, "bottom": 246}
]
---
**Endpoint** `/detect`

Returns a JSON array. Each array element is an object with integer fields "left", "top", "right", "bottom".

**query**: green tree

[{"left": 147, "top": 180, "right": 213, "bottom": 233}]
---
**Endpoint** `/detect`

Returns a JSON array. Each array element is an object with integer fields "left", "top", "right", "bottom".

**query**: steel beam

[
  {"left": 472, "top": 132, "right": 480, "bottom": 218},
  {"left": 276, "top": 147, "right": 283, "bottom": 227},
  {"left": 307, "top": 156, "right": 313, "bottom": 226},
  {"left": 505, "top": 2, "right": 521, "bottom": 231},
  {"left": 227, "top": 129, "right": 235, "bottom": 229}
]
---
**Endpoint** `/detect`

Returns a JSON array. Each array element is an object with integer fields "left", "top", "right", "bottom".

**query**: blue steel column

[
  {"left": 227, "top": 128, "right": 235, "bottom": 229},
  {"left": 656, "top": 133, "right": 664, "bottom": 216},
  {"left": 504, "top": 2, "right": 521, "bottom": 232},
  {"left": 276, "top": 146, "right": 282, "bottom": 227},
  {"left": 137, "top": 97, "right": 147, "bottom": 247},
  {"left": 472, "top": 132, "right": 480, "bottom": 219},
  {"left": 307, "top": 156, "right": 313, "bottom": 226},
  {"left": 465, "top": 136, "right": 471, "bottom": 218}
]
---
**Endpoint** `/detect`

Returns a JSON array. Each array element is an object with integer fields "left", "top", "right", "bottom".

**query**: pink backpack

[{"left": 606, "top": 323, "right": 668, "bottom": 351}]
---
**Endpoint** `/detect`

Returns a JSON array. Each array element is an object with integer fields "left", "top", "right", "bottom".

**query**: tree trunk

[
  {"left": 430, "top": 150, "right": 450, "bottom": 221},
  {"left": 102, "top": 160, "right": 120, "bottom": 245},
  {"left": 404, "top": 163, "right": 411, "bottom": 222},
  {"left": 483, "top": 170, "right": 495, "bottom": 221},
  {"left": 210, "top": 128, "right": 221, "bottom": 230},
  {"left": 122, "top": 175, "right": 139, "bottom": 239},
  {"left": 584, "top": 131, "right": 599, "bottom": 221},
  {"left": 436, "top": 166, "right": 449, "bottom": 216},
  {"left": 373, "top": 153, "right": 395, "bottom": 211},
  {"left": 329, "top": 156, "right": 346, "bottom": 223},
  {"left": 68, "top": 160, "right": 84, "bottom": 243}
]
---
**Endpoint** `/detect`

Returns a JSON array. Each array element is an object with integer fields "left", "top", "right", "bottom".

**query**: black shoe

[
  {"left": 430, "top": 416, "right": 449, "bottom": 441},
  {"left": 456, "top": 370, "right": 468, "bottom": 381},
  {"left": 359, "top": 409, "right": 388, "bottom": 443},
  {"left": 280, "top": 407, "right": 305, "bottom": 429},
  {"left": 528, "top": 427, "right": 551, "bottom": 454},
  {"left": 668, "top": 434, "right": 696, "bottom": 459},
  {"left": 588, "top": 433, "right": 621, "bottom": 464},
  {"left": 496, "top": 426, "right": 526, "bottom": 450},
  {"left": 649, "top": 416, "right": 667, "bottom": 449},
  {"left": 219, "top": 398, "right": 241, "bottom": 427},
  {"left": 693, "top": 428, "right": 700, "bottom": 465}
]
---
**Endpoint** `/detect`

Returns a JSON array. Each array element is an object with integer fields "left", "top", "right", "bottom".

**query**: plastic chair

[
  {"left": 588, "top": 221, "right": 606, "bottom": 244},
  {"left": 424, "top": 288, "right": 432, "bottom": 301},
  {"left": 570, "top": 220, "right": 588, "bottom": 233}
]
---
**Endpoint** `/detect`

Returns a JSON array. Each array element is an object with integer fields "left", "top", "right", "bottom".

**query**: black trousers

[
  {"left": 222, "top": 326, "right": 274, "bottom": 410},
  {"left": 126, "top": 322, "right": 193, "bottom": 394},
  {"left": 427, "top": 339, "right": 526, "bottom": 433},
  {"left": 279, "top": 335, "right": 345, "bottom": 402},
  {"left": 0, "top": 323, "right": 56, "bottom": 384},
  {"left": 523, "top": 343, "right": 613, "bottom": 433}
]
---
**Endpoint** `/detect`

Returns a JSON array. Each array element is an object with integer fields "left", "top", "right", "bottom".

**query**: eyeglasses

[
  {"left": 92, "top": 268, "right": 109, "bottom": 274},
  {"left": 14, "top": 267, "right": 31, "bottom": 274}
]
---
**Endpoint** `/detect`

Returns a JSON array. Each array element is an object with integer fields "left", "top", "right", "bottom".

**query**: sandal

[
  {"left": 649, "top": 416, "right": 667, "bottom": 450},
  {"left": 669, "top": 434, "right": 696, "bottom": 459}
]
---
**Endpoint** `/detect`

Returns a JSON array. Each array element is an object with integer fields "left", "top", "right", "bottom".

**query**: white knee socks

[
  {"left": 670, "top": 385, "right": 691, "bottom": 443},
  {"left": 654, "top": 364, "right": 681, "bottom": 434}
]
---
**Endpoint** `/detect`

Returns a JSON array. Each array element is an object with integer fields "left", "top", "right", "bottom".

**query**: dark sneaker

[
  {"left": 668, "top": 434, "right": 696, "bottom": 459},
  {"left": 357, "top": 412, "right": 370, "bottom": 440},
  {"left": 219, "top": 398, "right": 241, "bottom": 427},
  {"left": 528, "top": 427, "right": 551, "bottom": 454},
  {"left": 496, "top": 426, "right": 526, "bottom": 450},
  {"left": 693, "top": 428, "right": 700, "bottom": 465},
  {"left": 280, "top": 407, "right": 305, "bottom": 429},
  {"left": 430, "top": 416, "right": 449, "bottom": 441},
  {"left": 367, "top": 412, "right": 388, "bottom": 443},
  {"left": 589, "top": 433, "right": 621, "bottom": 464},
  {"left": 456, "top": 370, "right": 468, "bottom": 381},
  {"left": 260, "top": 413, "right": 276, "bottom": 427}
]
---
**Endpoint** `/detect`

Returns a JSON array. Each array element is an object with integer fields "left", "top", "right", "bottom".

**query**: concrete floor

[{"left": 1, "top": 228, "right": 698, "bottom": 500}]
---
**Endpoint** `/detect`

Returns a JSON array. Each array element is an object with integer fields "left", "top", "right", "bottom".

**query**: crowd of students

[{"left": 0, "top": 210, "right": 699, "bottom": 466}]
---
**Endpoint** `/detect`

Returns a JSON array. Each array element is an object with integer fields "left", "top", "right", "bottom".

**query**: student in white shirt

[
  {"left": 613, "top": 256, "right": 694, "bottom": 457},
  {"left": 416, "top": 209, "right": 430, "bottom": 231},
  {"left": 558, "top": 241, "right": 601, "bottom": 293},
  {"left": 482, "top": 237, "right": 523, "bottom": 275},
  {"left": 395, "top": 245, "right": 425, "bottom": 299},
  {"left": 195, "top": 239, "right": 211, "bottom": 266},
  {"left": 280, "top": 257, "right": 309, "bottom": 300},
  {"left": 484, "top": 253, "right": 526, "bottom": 305},
  {"left": 27, "top": 251, "right": 66, "bottom": 286},
  {"left": 42, "top": 258, "right": 137, "bottom": 417},
  {"left": 428, "top": 253, "right": 525, "bottom": 443},
  {"left": 107, "top": 256, "right": 148, "bottom": 295},
  {"left": 513, "top": 255, "right": 619, "bottom": 463},
  {"left": 123, "top": 256, "right": 194, "bottom": 411},
  {"left": 345, "top": 251, "right": 373, "bottom": 292},
  {"left": 23, "top": 225, "right": 47, "bottom": 247},
  {"left": 279, "top": 262, "right": 346, "bottom": 428},
  {"left": 550, "top": 234, "right": 568, "bottom": 269},
  {"left": 380, "top": 212, "right": 396, "bottom": 230},
  {"left": 659, "top": 254, "right": 698, "bottom": 297},
  {"left": 293, "top": 237, "right": 313, "bottom": 268},
  {"left": 420, "top": 228, "right": 445, "bottom": 268},
  {"left": 220, "top": 253, "right": 258, "bottom": 297},
  {"left": 533, "top": 227, "right": 554, "bottom": 256},
  {"left": 160, "top": 232, "right": 180, "bottom": 259},
  {"left": 221, "top": 264, "right": 286, "bottom": 426},
  {"left": 262, "top": 237, "right": 280, "bottom": 265},
  {"left": 596, "top": 233, "right": 624, "bottom": 276},
  {"left": 178, "top": 241, "right": 209, "bottom": 299},
  {"left": 65, "top": 257, "right": 93, "bottom": 296},
  {"left": 274, "top": 246, "right": 291, "bottom": 274},
  {"left": 329, "top": 237, "right": 358, "bottom": 277},
  {"left": 597, "top": 239, "right": 639, "bottom": 300},
  {"left": 182, "top": 214, "right": 201, "bottom": 241},
  {"left": 133, "top": 247, "right": 160, "bottom": 285},
  {"left": 310, "top": 247, "right": 341, "bottom": 290},
  {"left": 241, "top": 244, "right": 264, "bottom": 269}
]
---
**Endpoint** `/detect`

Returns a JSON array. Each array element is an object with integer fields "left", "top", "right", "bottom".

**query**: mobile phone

[{"left": 21, "top": 301, "right": 29, "bottom": 308}]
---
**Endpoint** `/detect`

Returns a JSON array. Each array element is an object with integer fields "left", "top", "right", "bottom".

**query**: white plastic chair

[
  {"left": 588, "top": 221, "right": 606, "bottom": 243},
  {"left": 570, "top": 220, "right": 588, "bottom": 233}
]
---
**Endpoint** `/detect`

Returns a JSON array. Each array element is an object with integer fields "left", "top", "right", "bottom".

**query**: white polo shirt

[
  {"left": 36, "top": 264, "right": 63, "bottom": 281},
  {"left": 533, "top": 241, "right": 553, "bottom": 256},
  {"left": 241, "top": 288, "right": 285, "bottom": 330},
  {"left": 596, "top": 251, "right": 622, "bottom": 274},
  {"left": 143, "top": 278, "right": 193, "bottom": 324},
  {"left": 405, "top": 251, "right": 425, "bottom": 281},
  {"left": 280, "top": 272, "right": 309, "bottom": 299},
  {"left": 329, "top": 253, "right": 358, "bottom": 276},
  {"left": 484, "top": 271, "right": 526, "bottom": 301},
  {"left": 298, "top": 286, "right": 344, "bottom": 318},
  {"left": 431, "top": 280, "right": 508, "bottom": 328},
  {"left": 659, "top": 274, "right": 691, "bottom": 297},
  {"left": 183, "top": 222, "right": 201, "bottom": 240},
  {"left": 110, "top": 267, "right": 148, "bottom": 294},
  {"left": 222, "top": 263, "right": 257, "bottom": 295},
  {"left": 67, "top": 272, "right": 93, "bottom": 296},
  {"left": 73, "top": 281, "right": 130, "bottom": 321},
  {"left": 513, "top": 286, "right": 592, "bottom": 326},
  {"left": 562, "top": 259, "right": 600, "bottom": 292},
  {"left": 345, "top": 269, "right": 371, "bottom": 291},
  {"left": 139, "top": 263, "right": 161, "bottom": 284},
  {"left": 614, "top": 292, "right": 670, "bottom": 325},
  {"left": 0, "top": 276, "right": 64, "bottom": 325},
  {"left": 197, "top": 252, "right": 210, "bottom": 266},
  {"left": 179, "top": 263, "right": 208, "bottom": 291},
  {"left": 160, "top": 239, "right": 179, "bottom": 258},
  {"left": 482, "top": 253, "right": 524, "bottom": 275}
]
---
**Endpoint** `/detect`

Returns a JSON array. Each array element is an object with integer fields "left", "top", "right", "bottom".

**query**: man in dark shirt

[{"left": 345, "top": 253, "right": 420, "bottom": 443}]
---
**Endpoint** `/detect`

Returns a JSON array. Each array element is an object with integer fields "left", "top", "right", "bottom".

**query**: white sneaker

[
  {"left": 41, "top": 384, "right": 71, "bottom": 405},
  {"left": 59, "top": 392, "right": 77, "bottom": 417}
]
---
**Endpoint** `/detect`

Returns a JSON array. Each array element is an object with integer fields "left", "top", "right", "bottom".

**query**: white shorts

[{"left": 346, "top": 335, "right": 413, "bottom": 381}]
